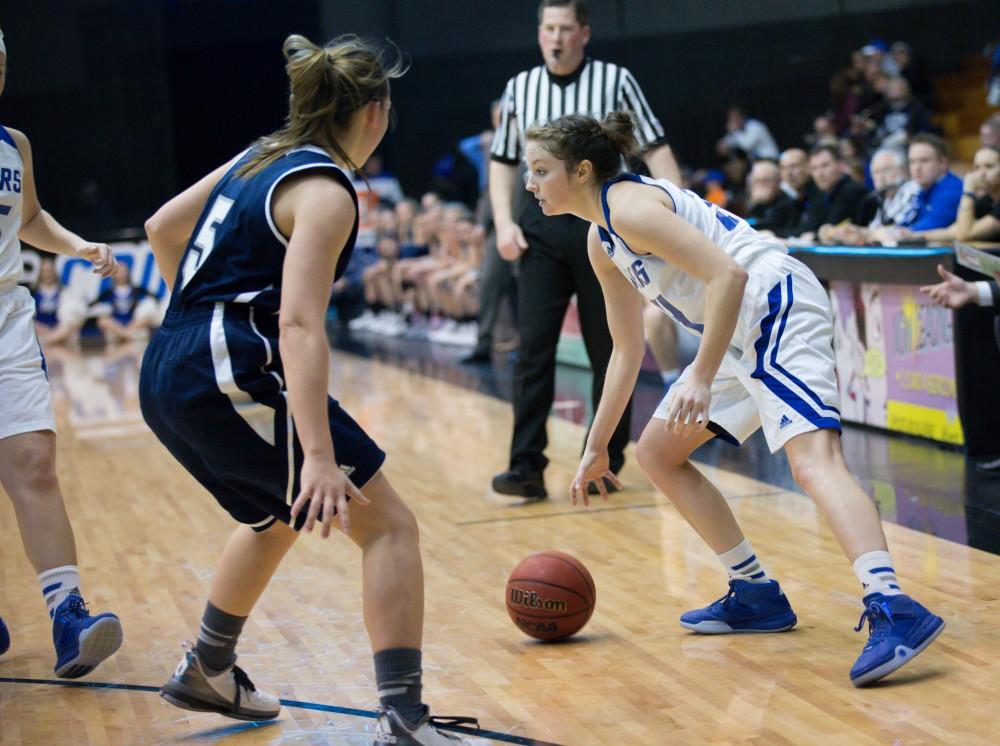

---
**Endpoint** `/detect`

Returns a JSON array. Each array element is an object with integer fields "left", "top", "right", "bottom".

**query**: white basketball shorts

[
  {"left": 0, "top": 284, "right": 56, "bottom": 440},
  {"left": 654, "top": 251, "right": 841, "bottom": 453}
]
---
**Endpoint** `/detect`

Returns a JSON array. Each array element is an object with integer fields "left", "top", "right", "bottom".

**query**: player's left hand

[
  {"left": 570, "top": 447, "right": 622, "bottom": 507},
  {"left": 76, "top": 242, "right": 117, "bottom": 277},
  {"left": 663, "top": 377, "right": 711, "bottom": 438}
]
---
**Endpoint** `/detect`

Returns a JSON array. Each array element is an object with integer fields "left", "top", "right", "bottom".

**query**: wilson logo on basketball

[{"left": 509, "top": 588, "right": 567, "bottom": 612}]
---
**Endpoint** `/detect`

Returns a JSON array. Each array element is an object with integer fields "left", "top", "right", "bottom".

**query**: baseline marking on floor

[{"left": 0, "top": 677, "right": 565, "bottom": 746}]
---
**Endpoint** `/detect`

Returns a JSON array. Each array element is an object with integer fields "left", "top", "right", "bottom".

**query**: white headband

[{"left": 0, "top": 31, "right": 5, "bottom": 56}]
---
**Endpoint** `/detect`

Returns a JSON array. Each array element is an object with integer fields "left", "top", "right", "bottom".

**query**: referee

[{"left": 490, "top": 0, "right": 680, "bottom": 499}]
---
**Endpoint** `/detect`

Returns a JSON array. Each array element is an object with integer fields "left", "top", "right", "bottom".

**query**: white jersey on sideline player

[{"left": 0, "top": 126, "right": 24, "bottom": 289}]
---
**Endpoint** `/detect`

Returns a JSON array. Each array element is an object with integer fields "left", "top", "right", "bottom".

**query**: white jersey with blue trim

[
  {"left": 0, "top": 126, "right": 25, "bottom": 290},
  {"left": 597, "top": 173, "right": 787, "bottom": 337}
]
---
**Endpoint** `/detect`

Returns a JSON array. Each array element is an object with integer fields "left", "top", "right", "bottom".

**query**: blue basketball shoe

[
  {"left": 0, "top": 615, "right": 9, "bottom": 655},
  {"left": 680, "top": 579, "right": 797, "bottom": 633},
  {"left": 52, "top": 594, "right": 123, "bottom": 679},
  {"left": 850, "top": 593, "right": 944, "bottom": 687}
]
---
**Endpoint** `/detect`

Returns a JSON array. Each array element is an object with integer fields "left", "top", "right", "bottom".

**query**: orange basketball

[{"left": 505, "top": 551, "right": 596, "bottom": 641}]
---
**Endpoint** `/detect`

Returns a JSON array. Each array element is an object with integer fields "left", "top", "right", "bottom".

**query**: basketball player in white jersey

[
  {"left": 522, "top": 112, "right": 944, "bottom": 688},
  {"left": 0, "top": 29, "right": 123, "bottom": 676}
]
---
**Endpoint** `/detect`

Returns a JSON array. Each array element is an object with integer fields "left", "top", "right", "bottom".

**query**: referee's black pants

[{"left": 509, "top": 203, "right": 631, "bottom": 472}]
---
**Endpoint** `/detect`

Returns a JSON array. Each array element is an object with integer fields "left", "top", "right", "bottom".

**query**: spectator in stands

[
  {"left": 796, "top": 144, "right": 870, "bottom": 240},
  {"left": 911, "top": 145, "right": 1000, "bottom": 243},
  {"left": 696, "top": 168, "right": 728, "bottom": 207},
  {"left": 857, "top": 64, "right": 888, "bottom": 115},
  {"left": 745, "top": 159, "right": 800, "bottom": 237},
  {"left": 889, "top": 134, "right": 963, "bottom": 236},
  {"left": 981, "top": 113, "right": 1000, "bottom": 149},
  {"left": 721, "top": 148, "right": 751, "bottom": 216},
  {"left": 716, "top": 105, "right": 779, "bottom": 160},
  {"left": 779, "top": 148, "right": 811, "bottom": 198},
  {"left": 820, "top": 147, "right": 917, "bottom": 245},
  {"left": 330, "top": 253, "right": 368, "bottom": 334},
  {"left": 830, "top": 50, "right": 868, "bottom": 132},
  {"left": 861, "top": 39, "right": 899, "bottom": 77},
  {"left": 838, "top": 136, "right": 868, "bottom": 183},
  {"left": 807, "top": 112, "right": 839, "bottom": 149},
  {"left": 987, "top": 41, "right": 1000, "bottom": 107},
  {"left": 462, "top": 100, "right": 516, "bottom": 365},
  {"left": 890, "top": 42, "right": 933, "bottom": 109},
  {"left": 359, "top": 235, "right": 406, "bottom": 335},
  {"left": 361, "top": 152, "right": 404, "bottom": 206},
  {"left": 459, "top": 99, "right": 501, "bottom": 196},
  {"left": 864, "top": 76, "right": 931, "bottom": 149},
  {"left": 92, "top": 262, "right": 159, "bottom": 343},
  {"left": 393, "top": 198, "right": 415, "bottom": 243}
]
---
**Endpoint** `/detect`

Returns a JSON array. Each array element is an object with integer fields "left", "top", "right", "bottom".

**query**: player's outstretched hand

[
  {"left": 570, "top": 447, "right": 621, "bottom": 507},
  {"left": 76, "top": 242, "right": 118, "bottom": 277},
  {"left": 663, "top": 377, "right": 711, "bottom": 439},
  {"left": 291, "top": 456, "right": 370, "bottom": 538},
  {"left": 919, "top": 264, "right": 975, "bottom": 309}
]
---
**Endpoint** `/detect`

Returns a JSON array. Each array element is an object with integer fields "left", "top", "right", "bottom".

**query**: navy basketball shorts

[{"left": 139, "top": 303, "right": 385, "bottom": 532}]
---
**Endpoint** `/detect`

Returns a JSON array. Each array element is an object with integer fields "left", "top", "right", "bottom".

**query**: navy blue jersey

[{"left": 170, "top": 145, "right": 358, "bottom": 316}]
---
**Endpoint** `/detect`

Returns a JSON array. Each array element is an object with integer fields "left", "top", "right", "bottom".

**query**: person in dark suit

[
  {"left": 796, "top": 144, "right": 869, "bottom": 240},
  {"left": 921, "top": 265, "right": 1000, "bottom": 472}
]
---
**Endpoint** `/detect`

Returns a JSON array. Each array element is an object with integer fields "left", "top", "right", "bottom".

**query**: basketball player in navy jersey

[
  {"left": 521, "top": 113, "right": 944, "bottom": 687},
  {"left": 0, "top": 28, "right": 123, "bottom": 676},
  {"left": 141, "top": 34, "right": 483, "bottom": 744}
]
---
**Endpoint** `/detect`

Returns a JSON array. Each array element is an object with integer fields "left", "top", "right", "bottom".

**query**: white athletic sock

[
  {"left": 853, "top": 551, "right": 903, "bottom": 597},
  {"left": 38, "top": 565, "right": 82, "bottom": 616},
  {"left": 718, "top": 539, "right": 771, "bottom": 584}
]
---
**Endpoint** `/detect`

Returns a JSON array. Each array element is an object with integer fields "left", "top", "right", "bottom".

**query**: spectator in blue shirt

[{"left": 892, "top": 134, "right": 963, "bottom": 234}]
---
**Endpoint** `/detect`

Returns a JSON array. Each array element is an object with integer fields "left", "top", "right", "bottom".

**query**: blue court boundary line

[{"left": 0, "top": 677, "right": 565, "bottom": 746}]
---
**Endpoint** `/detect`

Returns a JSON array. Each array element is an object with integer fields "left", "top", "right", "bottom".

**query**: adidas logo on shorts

[{"left": 779, "top": 414, "right": 793, "bottom": 430}]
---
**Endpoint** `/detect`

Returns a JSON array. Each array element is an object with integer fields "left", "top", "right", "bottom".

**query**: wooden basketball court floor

[{"left": 1, "top": 342, "right": 999, "bottom": 745}]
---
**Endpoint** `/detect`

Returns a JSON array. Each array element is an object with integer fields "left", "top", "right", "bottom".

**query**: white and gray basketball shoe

[
  {"left": 374, "top": 706, "right": 487, "bottom": 745},
  {"left": 160, "top": 650, "right": 281, "bottom": 721}
]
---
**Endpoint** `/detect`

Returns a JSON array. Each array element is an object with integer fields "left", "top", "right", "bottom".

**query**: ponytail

[
  {"left": 525, "top": 112, "right": 638, "bottom": 181},
  {"left": 238, "top": 33, "right": 407, "bottom": 178}
]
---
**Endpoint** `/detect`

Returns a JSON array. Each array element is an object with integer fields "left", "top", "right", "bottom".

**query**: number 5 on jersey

[{"left": 180, "top": 195, "right": 234, "bottom": 290}]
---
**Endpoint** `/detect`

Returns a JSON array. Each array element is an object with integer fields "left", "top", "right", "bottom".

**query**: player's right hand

[
  {"left": 76, "top": 242, "right": 117, "bottom": 277},
  {"left": 291, "top": 456, "right": 370, "bottom": 538},
  {"left": 496, "top": 221, "right": 528, "bottom": 261},
  {"left": 570, "top": 448, "right": 621, "bottom": 507}
]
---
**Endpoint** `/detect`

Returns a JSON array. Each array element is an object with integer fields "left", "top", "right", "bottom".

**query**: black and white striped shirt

[{"left": 491, "top": 57, "right": 666, "bottom": 164}]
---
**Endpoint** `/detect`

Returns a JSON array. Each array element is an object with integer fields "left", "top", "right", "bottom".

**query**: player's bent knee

[
  {"left": 636, "top": 426, "right": 688, "bottom": 473},
  {"left": 789, "top": 458, "right": 827, "bottom": 494}
]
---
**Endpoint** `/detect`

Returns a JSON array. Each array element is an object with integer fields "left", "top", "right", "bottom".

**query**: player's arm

[
  {"left": 583, "top": 225, "right": 646, "bottom": 453},
  {"left": 276, "top": 175, "right": 369, "bottom": 537},
  {"left": 144, "top": 154, "right": 241, "bottom": 288},
  {"left": 571, "top": 226, "right": 646, "bottom": 504},
  {"left": 10, "top": 128, "right": 116, "bottom": 277}
]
